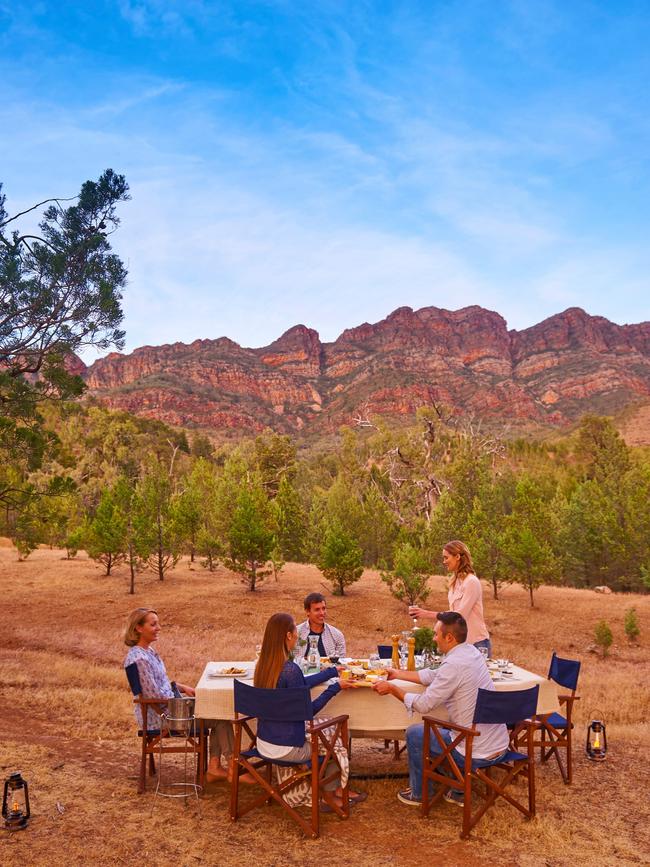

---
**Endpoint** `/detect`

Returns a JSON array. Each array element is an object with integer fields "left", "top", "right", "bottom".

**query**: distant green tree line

[{"left": 3, "top": 398, "right": 650, "bottom": 602}]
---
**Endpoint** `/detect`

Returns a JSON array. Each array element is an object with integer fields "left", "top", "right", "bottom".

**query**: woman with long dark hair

[
  {"left": 409, "top": 540, "right": 491, "bottom": 656},
  {"left": 254, "top": 612, "right": 366, "bottom": 811}
]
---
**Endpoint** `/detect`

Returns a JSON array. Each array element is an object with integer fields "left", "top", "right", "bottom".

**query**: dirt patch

[{"left": 0, "top": 549, "right": 649, "bottom": 866}]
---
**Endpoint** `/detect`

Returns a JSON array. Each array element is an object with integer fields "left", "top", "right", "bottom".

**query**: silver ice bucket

[{"left": 166, "top": 696, "right": 195, "bottom": 733}]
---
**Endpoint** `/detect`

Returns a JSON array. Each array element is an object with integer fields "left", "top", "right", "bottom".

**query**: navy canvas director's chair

[
  {"left": 229, "top": 679, "right": 350, "bottom": 839},
  {"left": 125, "top": 663, "right": 204, "bottom": 794},
  {"left": 535, "top": 652, "right": 581, "bottom": 784},
  {"left": 421, "top": 685, "right": 539, "bottom": 839}
]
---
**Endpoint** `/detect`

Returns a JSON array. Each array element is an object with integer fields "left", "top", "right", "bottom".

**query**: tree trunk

[
  {"left": 106, "top": 553, "right": 112, "bottom": 576},
  {"left": 129, "top": 545, "right": 135, "bottom": 595},
  {"left": 250, "top": 561, "right": 257, "bottom": 592},
  {"left": 528, "top": 581, "right": 535, "bottom": 607},
  {"left": 157, "top": 512, "right": 164, "bottom": 581},
  {"left": 491, "top": 576, "right": 499, "bottom": 600}
]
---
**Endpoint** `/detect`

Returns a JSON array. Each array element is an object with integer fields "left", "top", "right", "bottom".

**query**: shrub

[
  {"left": 624, "top": 607, "right": 640, "bottom": 643},
  {"left": 594, "top": 620, "right": 613, "bottom": 657},
  {"left": 380, "top": 541, "right": 430, "bottom": 606},
  {"left": 413, "top": 626, "right": 436, "bottom": 654}
]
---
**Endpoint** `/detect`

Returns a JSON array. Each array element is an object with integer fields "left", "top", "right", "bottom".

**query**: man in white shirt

[
  {"left": 296, "top": 592, "right": 346, "bottom": 659},
  {"left": 373, "top": 611, "right": 509, "bottom": 807}
]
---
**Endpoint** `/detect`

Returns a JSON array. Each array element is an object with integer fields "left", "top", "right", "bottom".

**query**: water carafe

[{"left": 307, "top": 635, "right": 320, "bottom": 672}]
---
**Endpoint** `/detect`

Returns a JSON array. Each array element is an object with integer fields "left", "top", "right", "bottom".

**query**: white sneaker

[{"left": 444, "top": 789, "right": 464, "bottom": 807}]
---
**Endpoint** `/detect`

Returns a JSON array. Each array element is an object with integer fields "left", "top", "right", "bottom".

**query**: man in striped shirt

[
  {"left": 296, "top": 592, "right": 347, "bottom": 659},
  {"left": 373, "top": 611, "right": 509, "bottom": 806}
]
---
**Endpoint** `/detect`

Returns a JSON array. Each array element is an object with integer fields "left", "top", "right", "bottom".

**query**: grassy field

[{"left": 1, "top": 546, "right": 649, "bottom": 867}]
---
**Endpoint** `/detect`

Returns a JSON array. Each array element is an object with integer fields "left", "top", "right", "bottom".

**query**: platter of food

[
  {"left": 341, "top": 668, "right": 387, "bottom": 686},
  {"left": 209, "top": 666, "right": 251, "bottom": 678}
]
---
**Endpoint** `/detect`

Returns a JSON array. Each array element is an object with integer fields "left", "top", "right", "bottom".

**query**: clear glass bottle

[{"left": 307, "top": 635, "right": 320, "bottom": 673}]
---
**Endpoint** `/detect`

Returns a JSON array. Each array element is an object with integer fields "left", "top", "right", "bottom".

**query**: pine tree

[
  {"left": 13, "top": 500, "right": 42, "bottom": 561},
  {"left": 624, "top": 608, "right": 640, "bottom": 643},
  {"left": 113, "top": 476, "right": 150, "bottom": 594},
  {"left": 318, "top": 520, "right": 363, "bottom": 596},
  {"left": 84, "top": 485, "right": 127, "bottom": 575},
  {"left": 594, "top": 620, "right": 613, "bottom": 657},
  {"left": 138, "top": 461, "right": 180, "bottom": 580},
  {"left": 575, "top": 415, "right": 630, "bottom": 483},
  {"left": 464, "top": 472, "right": 516, "bottom": 599},
  {"left": 173, "top": 475, "right": 203, "bottom": 562},
  {"left": 499, "top": 474, "right": 559, "bottom": 606},
  {"left": 272, "top": 474, "right": 307, "bottom": 562},
  {"left": 254, "top": 430, "right": 297, "bottom": 497},
  {"left": 559, "top": 479, "right": 627, "bottom": 587},
  {"left": 225, "top": 483, "right": 275, "bottom": 591},
  {"left": 360, "top": 485, "right": 399, "bottom": 566}
]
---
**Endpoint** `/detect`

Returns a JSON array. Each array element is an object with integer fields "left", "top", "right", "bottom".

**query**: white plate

[{"left": 209, "top": 669, "right": 251, "bottom": 678}]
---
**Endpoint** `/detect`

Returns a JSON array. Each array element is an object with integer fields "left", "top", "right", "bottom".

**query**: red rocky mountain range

[{"left": 80, "top": 305, "right": 650, "bottom": 436}]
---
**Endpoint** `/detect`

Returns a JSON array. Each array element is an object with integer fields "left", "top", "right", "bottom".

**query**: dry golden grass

[{"left": 1, "top": 547, "right": 649, "bottom": 866}]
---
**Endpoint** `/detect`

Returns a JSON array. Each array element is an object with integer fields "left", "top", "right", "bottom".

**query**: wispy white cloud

[{"left": 2, "top": 0, "right": 650, "bottom": 367}]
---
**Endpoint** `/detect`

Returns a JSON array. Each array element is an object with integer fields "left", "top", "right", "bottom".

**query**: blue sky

[{"left": 1, "top": 1, "right": 649, "bottom": 360}]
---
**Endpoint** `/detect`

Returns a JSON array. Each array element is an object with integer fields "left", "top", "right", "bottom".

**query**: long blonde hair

[
  {"left": 444, "top": 540, "right": 475, "bottom": 591},
  {"left": 123, "top": 608, "right": 157, "bottom": 647},
  {"left": 254, "top": 612, "right": 295, "bottom": 689}
]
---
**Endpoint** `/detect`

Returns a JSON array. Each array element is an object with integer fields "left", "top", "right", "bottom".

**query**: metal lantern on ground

[
  {"left": 2, "top": 772, "right": 30, "bottom": 831},
  {"left": 586, "top": 718, "right": 607, "bottom": 761}
]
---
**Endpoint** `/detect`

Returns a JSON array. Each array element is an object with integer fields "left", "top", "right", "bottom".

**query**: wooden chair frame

[
  {"left": 534, "top": 693, "right": 579, "bottom": 784},
  {"left": 421, "top": 715, "right": 536, "bottom": 839},
  {"left": 230, "top": 712, "right": 350, "bottom": 839},
  {"left": 513, "top": 652, "right": 580, "bottom": 784},
  {"left": 383, "top": 737, "right": 407, "bottom": 759},
  {"left": 132, "top": 695, "right": 205, "bottom": 794}
]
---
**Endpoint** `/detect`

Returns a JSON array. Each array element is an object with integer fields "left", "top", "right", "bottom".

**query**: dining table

[{"left": 194, "top": 660, "right": 560, "bottom": 742}]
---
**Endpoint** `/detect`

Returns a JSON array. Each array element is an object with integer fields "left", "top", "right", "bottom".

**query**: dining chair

[
  {"left": 230, "top": 680, "right": 350, "bottom": 839},
  {"left": 421, "top": 685, "right": 539, "bottom": 839},
  {"left": 537, "top": 652, "right": 581, "bottom": 784},
  {"left": 124, "top": 663, "right": 204, "bottom": 794}
]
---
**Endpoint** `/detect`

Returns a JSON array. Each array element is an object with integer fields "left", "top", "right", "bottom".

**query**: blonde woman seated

[
  {"left": 123, "top": 607, "right": 234, "bottom": 783},
  {"left": 254, "top": 612, "right": 367, "bottom": 812}
]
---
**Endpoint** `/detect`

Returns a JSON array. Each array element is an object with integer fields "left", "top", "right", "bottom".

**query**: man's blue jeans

[
  {"left": 406, "top": 724, "right": 462, "bottom": 800},
  {"left": 406, "top": 723, "right": 507, "bottom": 800},
  {"left": 474, "top": 638, "right": 492, "bottom": 657}
]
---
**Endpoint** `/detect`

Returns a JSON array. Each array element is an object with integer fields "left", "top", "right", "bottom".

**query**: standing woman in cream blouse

[{"left": 409, "top": 540, "right": 491, "bottom": 657}]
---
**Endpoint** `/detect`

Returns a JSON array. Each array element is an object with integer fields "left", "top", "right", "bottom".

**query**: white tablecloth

[{"left": 194, "top": 661, "right": 559, "bottom": 737}]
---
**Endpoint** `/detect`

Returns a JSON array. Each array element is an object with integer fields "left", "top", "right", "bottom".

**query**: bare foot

[
  {"left": 227, "top": 760, "right": 256, "bottom": 786},
  {"left": 321, "top": 790, "right": 344, "bottom": 812},
  {"left": 334, "top": 786, "right": 367, "bottom": 804},
  {"left": 205, "top": 758, "right": 228, "bottom": 783}
]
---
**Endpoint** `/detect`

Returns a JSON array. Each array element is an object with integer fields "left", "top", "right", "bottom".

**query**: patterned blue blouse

[{"left": 124, "top": 645, "right": 174, "bottom": 729}]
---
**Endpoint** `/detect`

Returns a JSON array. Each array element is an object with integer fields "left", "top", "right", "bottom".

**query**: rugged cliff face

[{"left": 80, "top": 306, "right": 650, "bottom": 435}]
